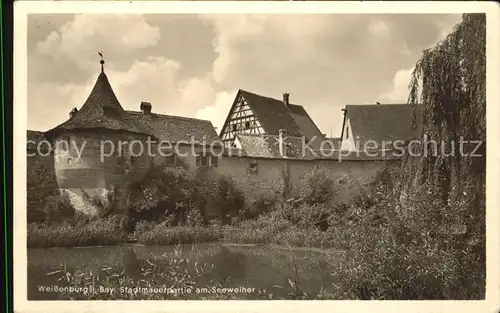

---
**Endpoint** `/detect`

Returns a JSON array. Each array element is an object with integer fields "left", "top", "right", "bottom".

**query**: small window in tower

[
  {"left": 232, "top": 124, "right": 237, "bottom": 131},
  {"left": 245, "top": 121, "right": 250, "bottom": 129},
  {"left": 345, "top": 126, "right": 349, "bottom": 139}
]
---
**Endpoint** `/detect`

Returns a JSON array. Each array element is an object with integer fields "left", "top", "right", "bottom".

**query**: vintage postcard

[{"left": 13, "top": 1, "right": 499, "bottom": 312}]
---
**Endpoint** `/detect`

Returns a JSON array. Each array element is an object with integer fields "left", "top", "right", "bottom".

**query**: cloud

[
  {"left": 28, "top": 14, "right": 222, "bottom": 131},
  {"left": 368, "top": 20, "right": 390, "bottom": 36},
  {"left": 28, "top": 13, "right": 465, "bottom": 136},
  {"left": 178, "top": 77, "right": 217, "bottom": 115},
  {"left": 378, "top": 18, "right": 458, "bottom": 104},
  {"left": 28, "top": 56, "right": 221, "bottom": 131},
  {"left": 196, "top": 90, "right": 238, "bottom": 133},
  {"left": 199, "top": 14, "right": 463, "bottom": 134},
  {"left": 36, "top": 14, "right": 161, "bottom": 70},
  {"left": 378, "top": 67, "right": 414, "bottom": 102},
  {"left": 202, "top": 14, "right": 335, "bottom": 84}
]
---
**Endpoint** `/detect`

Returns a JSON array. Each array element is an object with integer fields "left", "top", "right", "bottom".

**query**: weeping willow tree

[{"left": 401, "top": 13, "right": 486, "bottom": 246}]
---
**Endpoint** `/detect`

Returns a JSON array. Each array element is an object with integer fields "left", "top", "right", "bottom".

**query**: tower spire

[{"left": 98, "top": 50, "right": 105, "bottom": 72}]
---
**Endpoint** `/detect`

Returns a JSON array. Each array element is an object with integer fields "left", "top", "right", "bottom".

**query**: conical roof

[{"left": 46, "top": 68, "right": 154, "bottom": 138}]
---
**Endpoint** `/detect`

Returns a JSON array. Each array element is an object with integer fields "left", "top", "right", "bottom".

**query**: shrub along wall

[
  {"left": 216, "top": 155, "right": 400, "bottom": 206},
  {"left": 127, "top": 164, "right": 246, "bottom": 229},
  {"left": 27, "top": 147, "right": 58, "bottom": 223}
]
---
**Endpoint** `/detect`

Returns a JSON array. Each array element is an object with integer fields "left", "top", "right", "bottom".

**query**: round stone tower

[{"left": 45, "top": 56, "right": 155, "bottom": 216}]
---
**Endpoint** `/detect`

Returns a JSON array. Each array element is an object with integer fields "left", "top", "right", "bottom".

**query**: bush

[
  {"left": 27, "top": 161, "right": 58, "bottom": 223},
  {"left": 209, "top": 176, "right": 246, "bottom": 225},
  {"left": 330, "top": 177, "right": 485, "bottom": 299},
  {"left": 27, "top": 215, "right": 127, "bottom": 248},
  {"left": 85, "top": 186, "right": 119, "bottom": 217},
  {"left": 243, "top": 194, "right": 277, "bottom": 220},
  {"left": 269, "top": 200, "right": 333, "bottom": 231},
  {"left": 129, "top": 165, "right": 246, "bottom": 227},
  {"left": 334, "top": 223, "right": 484, "bottom": 299},
  {"left": 32, "top": 191, "right": 75, "bottom": 224},
  {"left": 300, "top": 167, "right": 336, "bottom": 205},
  {"left": 129, "top": 165, "right": 208, "bottom": 227},
  {"left": 225, "top": 215, "right": 338, "bottom": 249},
  {"left": 224, "top": 218, "right": 292, "bottom": 244}
]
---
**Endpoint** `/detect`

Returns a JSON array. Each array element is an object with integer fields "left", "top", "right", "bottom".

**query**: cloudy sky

[{"left": 27, "top": 13, "right": 462, "bottom": 136}]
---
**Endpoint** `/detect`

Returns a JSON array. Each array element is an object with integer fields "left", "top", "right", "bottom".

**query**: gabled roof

[
  {"left": 46, "top": 71, "right": 153, "bottom": 138},
  {"left": 222, "top": 89, "right": 324, "bottom": 140},
  {"left": 343, "top": 104, "right": 413, "bottom": 147},
  {"left": 126, "top": 111, "right": 219, "bottom": 143}
]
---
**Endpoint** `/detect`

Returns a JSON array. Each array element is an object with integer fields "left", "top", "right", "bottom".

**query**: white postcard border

[{"left": 13, "top": 1, "right": 500, "bottom": 312}]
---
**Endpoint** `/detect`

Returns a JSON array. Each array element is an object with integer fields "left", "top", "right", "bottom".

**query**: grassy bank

[
  {"left": 223, "top": 219, "right": 345, "bottom": 249},
  {"left": 27, "top": 218, "right": 338, "bottom": 249},
  {"left": 27, "top": 220, "right": 225, "bottom": 248},
  {"left": 27, "top": 216, "right": 128, "bottom": 248},
  {"left": 135, "top": 222, "right": 223, "bottom": 245}
]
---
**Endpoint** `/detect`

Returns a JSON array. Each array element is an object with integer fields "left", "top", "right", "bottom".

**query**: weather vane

[{"left": 98, "top": 51, "right": 105, "bottom": 72}]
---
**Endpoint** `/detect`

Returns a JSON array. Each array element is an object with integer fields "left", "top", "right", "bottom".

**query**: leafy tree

[{"left": 405, "top": 13, "right": 485, "bottom": 243}]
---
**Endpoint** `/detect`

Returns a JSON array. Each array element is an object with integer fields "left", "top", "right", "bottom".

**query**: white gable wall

[{"left": 340, "top": 118, "right": 357, "bottom": 151}]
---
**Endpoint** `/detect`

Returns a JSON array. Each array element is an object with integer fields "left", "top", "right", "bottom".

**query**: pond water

[{"left": 28, "top": 244, "right": 343, "bottom": 300}]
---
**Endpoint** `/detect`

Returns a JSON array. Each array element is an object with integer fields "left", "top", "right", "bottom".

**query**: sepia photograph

[{"left": 13, "top": 1, "right": 499, "bottom": 312}]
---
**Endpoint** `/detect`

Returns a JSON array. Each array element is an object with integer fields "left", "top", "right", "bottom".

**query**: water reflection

[
  {"left": 27, "top": 244, "right": 339, "bottom": 300},
  {"left": 204, "top": 246, "right": 247, "bottom": 282},
  {"left": 123, "top": 248, "right": 141, "bottom": 279}
]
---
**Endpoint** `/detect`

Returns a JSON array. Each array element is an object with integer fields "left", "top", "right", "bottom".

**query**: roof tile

[
  {"left": 345, "top": 104, "right": 413, "bottom": 147},
  {"left": 126, "top": 111, "right": 219, "bottom": 143}
]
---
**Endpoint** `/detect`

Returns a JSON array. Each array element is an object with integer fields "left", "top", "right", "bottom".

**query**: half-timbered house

[{"left": 219, "top": 90, "right": 325, "bottom": 149}]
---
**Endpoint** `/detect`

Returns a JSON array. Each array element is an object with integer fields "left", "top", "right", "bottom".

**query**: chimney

[
  {"left": 278, "top": 128, "right": 288, "bottom": 157},
  {"left": 69, "top": 107, "right": 78, "bottom": 119},
  {"left": 283, "top": 93, "right": 290, "bottom": 106},
  {"left": 140, "top": 102, "right": 152, "bottom": 114}
]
